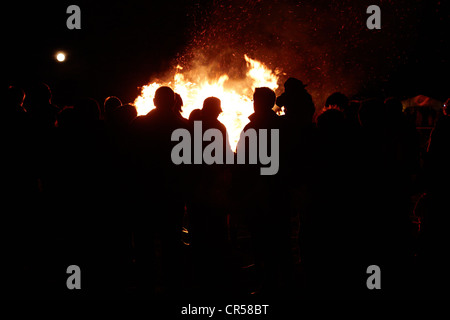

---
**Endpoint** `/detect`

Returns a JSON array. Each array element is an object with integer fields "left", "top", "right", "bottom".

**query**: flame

[{"left": 133, "top": 55, "right": 280, "bottom": 151}]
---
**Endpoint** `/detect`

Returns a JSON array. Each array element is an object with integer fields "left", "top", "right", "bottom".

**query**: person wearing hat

[
  {"left": 275, "top": 79, "right": 319, "bottom": 295},
  {"left": 237, "top": 87, "right": 291, "bottom": 295},
  {"left": 276, "top": 77, "right": 315, "bottom": 127}
]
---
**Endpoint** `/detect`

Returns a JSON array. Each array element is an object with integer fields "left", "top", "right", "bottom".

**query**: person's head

[
  {"left": 153, "top": 86, "right": 175, "bottom": 110},
  {"left": 56, "top": 106, "right": 77, "bottom": 129},
  {"left": 283, "top": 77, "right": 307, "bottom": 94},
  {"left": 74, "top": 97, "right": 101, "bottom": 123},
  {"left": 189, "top": 108, "right": 202, "bottom": 122},
  {"left": 253, "top": 87, "right": 276, "bottom": 113},
  {"left": 104, "top": 96, "right": 122, "bottom": 118},
  {"left": 202, "top": 97, "right": 222, "bottom": 120},
  {"left": 276, "top": 78, "right": 315, "bottom": 123},
  {"left": 27, "top": 82, "right": 52, "bottom": 105},
  {"left": 114, "top": 104, "right": 137, "bottom": 126},
  {"left": 325, "top": 92, "right": 349, "bottom": 111},
  {"left": 317, "top": 108, "right": 346, "bottom": 133},
  {"left": 6, "top": 86, "right": 25, "bottom": 107}
]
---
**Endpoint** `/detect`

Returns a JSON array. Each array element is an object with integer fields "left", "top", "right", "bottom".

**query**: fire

[{"left": 133, "top": 54, "right": 280, "bottom": 151}]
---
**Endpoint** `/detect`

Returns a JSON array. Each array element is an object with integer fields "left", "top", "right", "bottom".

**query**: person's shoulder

[
  {"left": 243, "top": 118, "right": 253, "bottom": 131},
  {"left": 133, "top": 113, "right": 148, "bottom": 122},
  {"left": 46, "top": 103, "right": 60, "bottom": 115},
  {"left": 131, "top": 114, "right": 149, "bottom": 128},
  {"left": 175, "top": 114, "right": 189, "bottom": 128},
  {"left": 144, "top": 108, "right": 158, "bottom": 118},
  {"left": 216, "top": 119, "right": 227, "bottom": 131},
  {"left": 244, "top": 113, "right": 257, "bottom": 130}
]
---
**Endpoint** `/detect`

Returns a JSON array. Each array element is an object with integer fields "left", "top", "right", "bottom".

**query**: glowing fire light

[{"left": 133, "top": 55, "right": 280, "bottom": 151}]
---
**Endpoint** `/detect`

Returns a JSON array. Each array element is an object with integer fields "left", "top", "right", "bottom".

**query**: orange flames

[{"left": 133, "top": 55, "right": 281, "bottom": 151}]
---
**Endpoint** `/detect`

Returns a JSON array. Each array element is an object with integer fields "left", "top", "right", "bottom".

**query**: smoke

[{"left": 173, "top": 0, "right": 424, "bottom": 109}]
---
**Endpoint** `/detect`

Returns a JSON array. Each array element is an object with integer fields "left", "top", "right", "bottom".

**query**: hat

[{"left": 284, "top": 78, "right": 307, "bottom": 93}]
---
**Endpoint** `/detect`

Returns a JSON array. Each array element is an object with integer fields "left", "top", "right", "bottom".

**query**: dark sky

[
  {"left": 2, "top": 0, "right": 448, "bottom": 107},
  {"left": 3, "top": 1, "right": 192, "bottom": 105}
]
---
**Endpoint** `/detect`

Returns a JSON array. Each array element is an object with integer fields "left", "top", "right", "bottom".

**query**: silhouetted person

[
  {"left": 74, "top": 97, "right": 103, "bottom": 126},
  {"left": 324, "top": 92, "right": 349, "bottom": 111},
  {"left": 103, "top": 95, "right": 122, "bottom": 122},
  {"left": 40, "top": 97, "right": 119, "bottom": 297},
  {"left": 23, "top": 82, "right": 59, "bottom": 192},
  {"left": 130, "top": 86, "right": 188, "bottom": 296},
  {"left": 104, "top": 103, "right": 139, "bottom": 296},
  {"left": 202, "top": 97, "right": 222, "bottom": 125},
  {"left": 347, "top": 99, "right": 362, "bottom": 128},
  {"left": 358, "top": 98, "right": 388, "bottom": 130},
  {"left": 299, "top": 105, "right": 363, "bottom": 298},
  {"left": 316, "top": 108, "right": 346, "bottom": 133},
  {"left": 420, "top": 99, "right": 450, "bottom": 298},
  {"left": 0, "top": 85, "right": 38, "bottom": 297},
  {"left": 276, "top": 78, "right": 317, "bottom": 190},
  {"left": 108, "top": 104, "right": 138, "bottom": 131},
  {"left": 384, "top": 97, "right": 420, "bottom": 192},
  {"left": 4, "top": 85, "right": 27, "bottom": 115},
  {"left": 103, "top": 103, "right": 138, "bottom": 201},
  {"left": 325, "top": 92, "right": 360, "bottom": 130},
  {"left": 356, "top": 98, "right": 415, "bottom": 297},
  {"left": 185, "top": 97, "right": 233, "bottom": 296},
  {"left": 202, "top": 96, "right": 233, "bottom": 157},
  {"left": 23, "top": 83, "right": 60, "bottom": 261},
  {"left": 25, "top": 82, "right": 59, "bottom": 131},
  {"left": 188, "top": 108, "right": 202, "bottom": 122},
  {"left": 235, "top": 87, "right": 288, "bottom": 296},
  {"left": 245, "top": 88, "right": 281, "bottom": 130},
  {"left": 275, "top": 79, "right": 320, "bottom": 296},
  {"left": 276, "top": 78, "right": 315, "bottom": 128},
  {"left": 56, "top": 106, "right": 77, "bottom": 130}
]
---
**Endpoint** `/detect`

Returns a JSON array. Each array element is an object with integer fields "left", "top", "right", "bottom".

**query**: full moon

[{"left": 56, "top": 52, "right": 66, "bottom": 62}]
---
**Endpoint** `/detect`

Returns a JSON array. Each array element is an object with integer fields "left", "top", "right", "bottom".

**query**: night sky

[{"left": 2, "top": 0, "right": 448, "bottom": 108}]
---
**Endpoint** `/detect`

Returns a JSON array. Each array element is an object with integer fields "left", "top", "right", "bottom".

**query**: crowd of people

[{"left": 1, "top": 78, "right": 449, "bottom": 299}]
